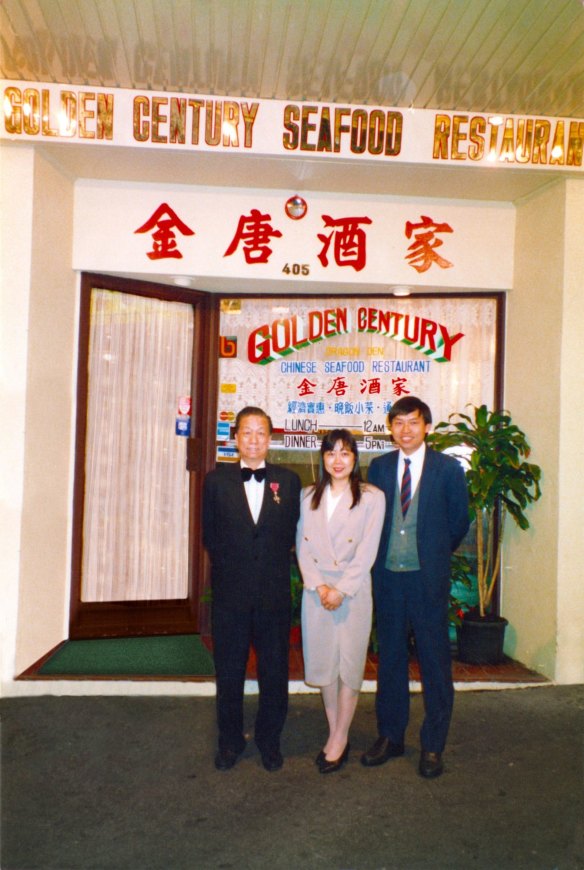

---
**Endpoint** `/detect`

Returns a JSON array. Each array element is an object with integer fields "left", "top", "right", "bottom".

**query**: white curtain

[{"left": 81, "top": 289, "right": 193, "bottom": 602}]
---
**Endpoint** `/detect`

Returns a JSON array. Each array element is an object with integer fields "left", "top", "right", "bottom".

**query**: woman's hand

[
  {"left": 316, "top": 585, "right": 330, "bottom": 607},
  {"left": 317, "top": 585, "right": 345, "bottom": 611}
]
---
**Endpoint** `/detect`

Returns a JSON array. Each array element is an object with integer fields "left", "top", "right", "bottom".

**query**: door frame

[{"left": 69, "top": 273, "right": 219, "bottom": 639}]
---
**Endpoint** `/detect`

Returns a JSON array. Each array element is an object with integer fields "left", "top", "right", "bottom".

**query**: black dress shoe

[
  {"left": 214, "top": 747, "right": 242, "bottom": 771},
  {"left": 315, "top": 749, "right": 326, "bottom": 767},
  {"left": 419, "top": 750, "right": 443, "bottom": 779},
  {"left": 319, "top": 743, "right": 350, "bottom": 774},
  {"left": 360, "top": 736, "right": 405, "bottom": 767},
  {"left": 261, "top": 748, "right": 284, "bottom": 772}
]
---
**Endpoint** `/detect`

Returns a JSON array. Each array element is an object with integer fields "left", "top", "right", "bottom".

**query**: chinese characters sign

[{"left": 75, "top": 183, "right": 513, "bottom": 291}]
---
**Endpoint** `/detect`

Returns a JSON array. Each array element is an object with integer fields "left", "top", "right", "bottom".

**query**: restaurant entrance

[{"left": 69, "top": 274, "right": 218, "bottom": 639}]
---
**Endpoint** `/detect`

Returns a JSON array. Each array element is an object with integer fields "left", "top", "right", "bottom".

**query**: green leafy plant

[
  {"left": 448, "top": 553, "right": 474, "bottom": 626},
  {"left": 428, "top": 405, "right": 542, "bottom": 618},
  {"left": 368, "top": 555, "right": 473, "bottom": 653}
]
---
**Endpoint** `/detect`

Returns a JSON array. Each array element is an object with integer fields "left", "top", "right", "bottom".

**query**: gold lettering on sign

[
  {"left": 151, "top": 96, "right": 168, "bottom": 144},
  {"left": 282, "top": 105, "right": 299, "bottom": 149},
  {"left": 499, "top": 118, "right": 516, "bottom": 162},
  {"left": 42, "top": 89, "right": 60, "bottom": 136},
  {"left": 222, "top": 101, "right": 239, "bottom": 146},
  {"left": 432, "top": 112, "right": 582, "bottom": 167},
  {"left": 130, "top": 96, "right": 259, "bottom": 147},
  {"left": 241, "top": 102, "right": 258, "bottom": 148},
  {"left": 3, "top": 86, "right": 113, "bottom": 139},
  {"left": 549, "top": 121, "right": 565, "bottom": 166},
  {"left": 23, "top": 88, "right": 40, "bottom": 134},
  {"left": 300, "top": 105, "right": 318, "bottom": 151},
  {"left": 351, "top": 109, "right": 367, "bottom": 153},
  {"left": 468, "top": 116, "right": 486, "bottom": 160},
  {"left": 567, "top": 121, "right": 584, "bottom": 165},
  {"left": 97, "top": 93, "right": 114, "bottom": 139},
  {"left": 169, "top": 97, "right": 187, "bottom": 144},
  {"left": 282, "top": 104, "right": 402, "bottom": 157},
  {"left": 334, "top": 108, "right": 351, "bottom": 151},
  {"left": 133, "top": 95, "right": 149, "bottom": 141},
  {"left": 514, "top": 119, "right": 534, "bottom": 164},
  {"left": 532, "top": 121, "right": 550, "bottom": 164},
  {"left": 368, "top": 110, "right": 384, "bottom": 155},
  {"left": 317, "top": 106, "right": 332, "bottom": 152},
  {"left": 79, "top": 92, "right": 94, "bottom": 139},
  {"left": 205, "top": 101, "right": 221, "bottom": 145},
  {"left": 451, "top": 115, "right": 467, "bottom": 160},
  {"left": 433, "top": 114, "right": 450, "bottom": 159},
  {"left": 188, "top": 99, "right": 204, "bottom": 144}
]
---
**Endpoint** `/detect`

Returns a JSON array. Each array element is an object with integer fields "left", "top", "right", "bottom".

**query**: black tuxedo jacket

[
  {"left": 368, "top": 446, "right": 470, "bottom": 600},
  {"left": 203, "top": 462, "right": 301, "bottom": 612}
]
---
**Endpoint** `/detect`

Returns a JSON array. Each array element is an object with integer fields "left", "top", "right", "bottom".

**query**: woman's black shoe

[
  {"left": 315, "top": 749, "right": 326, "bottom": 767},
  {"left": 319, "top": 743, "right": 350, "bottom": 774}
]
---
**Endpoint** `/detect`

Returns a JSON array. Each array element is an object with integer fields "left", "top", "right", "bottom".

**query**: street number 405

[{"left": 282, "top": 263, "right": 310, "bottom": 275}]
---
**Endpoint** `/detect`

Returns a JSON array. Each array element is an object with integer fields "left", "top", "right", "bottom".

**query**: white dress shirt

[
  {"left": 397, "top": 442, "right": 426, "bottom": 497},
  {"left": 241, "top": 461, "right": 266, "bottom": 523}
]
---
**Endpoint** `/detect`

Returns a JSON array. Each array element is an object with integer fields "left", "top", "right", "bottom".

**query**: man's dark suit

[
  {"left": 368, "top": 446, "right": 469, "bottom": 753},
  {"left": 203, "top": 461, "right": 300, "bottom": 754}
]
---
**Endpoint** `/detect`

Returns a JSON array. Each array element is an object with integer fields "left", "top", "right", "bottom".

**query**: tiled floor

[{"left": 244, "top": 643, "right": 550, "bottom": 685}]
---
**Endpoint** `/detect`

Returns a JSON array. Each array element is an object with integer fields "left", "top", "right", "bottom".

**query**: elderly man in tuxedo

[
  {"left": 361, "top": 396, "right": 469, "bottom": 778},
  {"left": 203, "top": 406, "right": 301, "bottom": 772}
]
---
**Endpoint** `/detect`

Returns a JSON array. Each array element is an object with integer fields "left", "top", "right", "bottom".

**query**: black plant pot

[{"left": 457, "top": 615, "right": 509, "bottom": 664}]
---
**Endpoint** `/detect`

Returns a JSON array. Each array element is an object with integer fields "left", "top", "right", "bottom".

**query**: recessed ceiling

[{"left": 2, "top": 0, "right": 583, "bottom": 116}]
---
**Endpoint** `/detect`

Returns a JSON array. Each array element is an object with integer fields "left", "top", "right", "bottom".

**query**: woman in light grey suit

[{"left": 296, "top": 429, "right": 384, "bottom": 773}]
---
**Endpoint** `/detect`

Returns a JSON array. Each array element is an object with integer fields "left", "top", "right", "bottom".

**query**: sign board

[{"left": 3, "top": 81, "right": 582, "bottom": 172}]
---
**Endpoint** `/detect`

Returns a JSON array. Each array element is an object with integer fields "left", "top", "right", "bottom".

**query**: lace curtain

[{"left": 81, "top": 289, "right": 193, "bottom": 602}]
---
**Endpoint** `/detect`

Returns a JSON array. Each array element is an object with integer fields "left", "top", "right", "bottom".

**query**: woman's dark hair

[{"left": 310, "top": 428, "right": 362, "bottom": 511}]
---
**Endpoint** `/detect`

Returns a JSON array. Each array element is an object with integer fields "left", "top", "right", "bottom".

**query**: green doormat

[{"left": 38, "top": 634, "right": 215, "bottom": 677}]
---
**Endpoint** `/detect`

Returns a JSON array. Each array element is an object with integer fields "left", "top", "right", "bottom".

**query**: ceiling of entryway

[
  {"left": 3, "top": 0, "right": 583, "bottom": 115},
  {"left": 2, "top": 0, "right": 583, "bottom": 288}
]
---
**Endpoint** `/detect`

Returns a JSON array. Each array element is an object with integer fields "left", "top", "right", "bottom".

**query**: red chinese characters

[
  {"left": 392, "top": 377, "right": 410, "bottom": 396},
  {"left": 318, "top": 214, "right": 372, "bottom": 271},
  {"left": 326, "top": 376, "right": 349, "bottom": 396},
  {"left": 405, "top": 215, "right": 453, "bottom": 273},
  {"left": 359, "top": 377, "right": 381, "bottom": 395},
  {"left": 134, "top": 203, "right": 194, "bottom": 260},
  {"left": 297, "top": 378, "right": 317, "bottom": 397},
  {"left": 224, "top": 208, "right": 282, "bottom": 263}
]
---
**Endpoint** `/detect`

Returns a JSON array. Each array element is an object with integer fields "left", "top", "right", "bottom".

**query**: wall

[
  {"left": 555, "top": 180, "right": 584, "bottom": 683},
  {"left": 0, "top": 145, "right": 78, "bottom": 684},
  {"left": 0, "top": 146, "right": 34, "bottom": 692},
  {"left": 504, "top": 178, "right": 584, "bottom": 682}
]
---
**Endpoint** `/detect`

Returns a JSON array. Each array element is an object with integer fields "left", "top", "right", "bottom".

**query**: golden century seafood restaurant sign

[{"left": 2, "top": 81, "right": 583, "bottom": 170}]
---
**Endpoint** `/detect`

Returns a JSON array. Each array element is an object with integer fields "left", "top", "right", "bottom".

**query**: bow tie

[{"left": 241, "top": 467, "right": 266, "bottom": 483}]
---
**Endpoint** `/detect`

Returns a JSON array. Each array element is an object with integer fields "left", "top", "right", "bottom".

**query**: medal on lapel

[{"left": 270, "top": 482, "right": 281, "bottom": 504}]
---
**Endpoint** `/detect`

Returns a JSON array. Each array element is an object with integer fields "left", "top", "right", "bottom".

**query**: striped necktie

[{"left": 401, "top": 458, "right": 412, "bottom": 517}]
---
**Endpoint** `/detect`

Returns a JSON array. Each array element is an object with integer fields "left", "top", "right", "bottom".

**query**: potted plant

[
  {"left": 368, "top": 555, "right": 474, "bottom": 656},
  {"left": 428, "top": 405, "right": 542, "bottom": 663}
]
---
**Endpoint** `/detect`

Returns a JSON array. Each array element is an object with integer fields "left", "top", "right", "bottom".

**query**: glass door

[{"left": 70, "top": 275, "right": 218, "bottom": 638}]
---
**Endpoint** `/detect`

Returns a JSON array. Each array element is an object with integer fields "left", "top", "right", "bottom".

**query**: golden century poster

[{"left": 215, "top": 295, "right": 499, "bottom": 475}]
